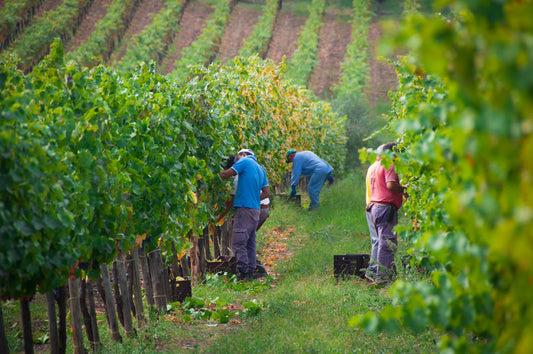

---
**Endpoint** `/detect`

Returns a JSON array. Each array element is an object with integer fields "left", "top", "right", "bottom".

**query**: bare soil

[
  {"left": 109, "top": 0, "right": 167, "bottom": 64},
  {"left": 63, "top": 0, "right": 114, "bottom": 53},
  {"left": 159, "top": 0, "right": 214, "bottom": 75},
  {"left": 308, "top": 7, "right": 353, "bottom": 99},
  {"left": 215, "top": 2, "right": 263, "bottom": 64},
  {"left": 264, "top": 7, "right": 306, "bottom": 63},
  {"left": 367, "top": 20, "right": 398, "bottom": 109}
]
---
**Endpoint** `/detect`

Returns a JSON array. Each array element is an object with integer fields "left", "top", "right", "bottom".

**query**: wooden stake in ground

[
  {"left": 56, "top": 284, "right": 67, "bottom": 354},
  {"left": 221, "top": 218, "right": 233, "bottom": 257},
  {"left": 79, "top": 279, "right": 95, "bottom": 348},
  {"left": 116, "top": 252, "right": 135, "bottom": 337},
  {"left": 68, "top": 277, "right": 87, "bottom": 354},
  {"left": 131, "top": 247, "right": 145, "bottom": 326},
  {"left": 147, "top": 247, "right": 168, "bottom": 314},
  {"left": 46, "top": 291, "right": 59, "bottom": 354},
  {"left": 86, "top": 280, "right": 100, "bottom": 351},
  {"left": 112, "top": 261, "right": 124, "bottom": 327},
  {"left": 0, "top": 301, "right": 9, "bottom": 353},
  {"left": 190, "top": 235, "right": 201, "bottom": 286},
  {"left": 138, "top": 246, "right": 155, "bottom": 308},
  {"left": 100, "top": 264, "right": 122, "bottom": 342},
  {"left": 20, "top": 297, "right": 34, "bottom": 354}
]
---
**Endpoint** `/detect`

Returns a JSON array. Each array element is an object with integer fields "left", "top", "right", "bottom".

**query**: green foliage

[
  {"left": 0, "top": 43, "right": 345, "bottom": 300},
  {"left": 169, "top": 0, "right": 233, "bottom": 85},
  {"left": 333, "top": 0, "right": 380, "bottom": 170},
  {"left": 334, "top": 0, "right": 371, "bottom": 99},
  {"left": 115, "top": 0, "right": 185, "bottom": 72},
  {"left": 0, "top": 0, "right": 42, "bottom": 48},
  {"left": 285, "top": 0, "right": 325, "bottom": 87},
  {"left": 66, "top": 0, "right": 138, "bottom": 67},
  {"left": 239, "top": 0, "right": 280, "bottom": 58},
  {"left": 356, "top": 0, "right": 533, "bottom": 352},
  {"left": 177, "top": 295, "right": 266, "bottom": 323},
  {"left": 5, "top": 0, "right": 90, "bottom": 71}
]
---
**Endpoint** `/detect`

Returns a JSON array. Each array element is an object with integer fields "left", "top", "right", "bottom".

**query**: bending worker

[{"left": 286, "top": 149, "right": 334, "bottom": 210}]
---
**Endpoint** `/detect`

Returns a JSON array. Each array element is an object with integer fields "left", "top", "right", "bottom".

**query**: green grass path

[{"left": 192, "top": 171, "right": 438, "bottom": 353}]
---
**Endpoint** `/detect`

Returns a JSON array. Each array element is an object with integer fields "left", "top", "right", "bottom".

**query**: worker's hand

[
  {"left": 327, "top": 174, "right": 335, "bottom": 185},
  {"left": 290, "top": 186, "right": 296, "bottom": 197}
]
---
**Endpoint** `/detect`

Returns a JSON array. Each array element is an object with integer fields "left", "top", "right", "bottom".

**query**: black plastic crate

[
  {"left": 206, "top": 256, "right": 236, "bottom": 274},
  {"left": 333, "top": 254, "right": 370, "bottom": 279},
  {"left": 169, "top": 276, "right": 192, "bottom": 303}
]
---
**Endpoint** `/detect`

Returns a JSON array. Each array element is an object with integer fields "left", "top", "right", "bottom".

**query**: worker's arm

[
  {"left": 386, "top": 181, "right": 405, "bottom": 194},
  {"left": 216, "top": 195, "right": 235, "bottom": 222},
  {"left": 290, "top": 156, "right": 303, "bottom": 187},
  {"left": 260, "top": 186, "right": 270, "bottom": 201},
  {"left": 219, "top": 168, "right": 237, "bottom": 180}
]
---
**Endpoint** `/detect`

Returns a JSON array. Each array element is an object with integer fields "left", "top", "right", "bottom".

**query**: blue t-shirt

[{"left": 231, "top": 156, "right": 269, "bottom": 209}]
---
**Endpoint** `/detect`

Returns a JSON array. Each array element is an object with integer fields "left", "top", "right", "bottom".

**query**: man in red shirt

[{"left": 367, "top": 142, "right": 408, "bottom": 285}]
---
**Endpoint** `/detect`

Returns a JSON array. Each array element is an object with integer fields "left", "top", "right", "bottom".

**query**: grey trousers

[
  {"left": 232, "top": 207, "right": 260, "bottom": 273},
  {"left": 370, "top": 204, "right": 398, "bottom": 282},
  {"left": 365, "top": 210, "right": 379, "bottom": 277}
]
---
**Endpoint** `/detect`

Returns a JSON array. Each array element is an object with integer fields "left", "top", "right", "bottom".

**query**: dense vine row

[
  {"left": 334, "top": 0, "right": 370, "bottom": 100},
  {"left": 66, "top": 0, "right": 141, "bottom": 67},
  {"left": 169, "top": 0, "right": 234, "bottom": 84},
  {"left": 0, "top": 42, "right": 346, "bottom": 301},
  {"left": 5, "top": 0, "right": 92, "bottom": 72},
  {"left": 0, "top": 0, "right": 43, "bottom": 50},
  {"left": 239, "top": 0, "right": 281, "bottom": 59},
  {"left": 115, "top": 0, "right": 187, "bottom": 73},
  {"left": 355, "top": 0, "right": 533, "bottom": 352},
  {"left": 284, "top": 0, "right": 325, "bottom": 87}
]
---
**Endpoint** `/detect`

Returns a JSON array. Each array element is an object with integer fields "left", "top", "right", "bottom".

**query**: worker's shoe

[
  {"left": 236, "top": 270, "right": 252, "bottom": 282},
  {"left": 251, "top": 265, "right": 268, "bottom": 279}
]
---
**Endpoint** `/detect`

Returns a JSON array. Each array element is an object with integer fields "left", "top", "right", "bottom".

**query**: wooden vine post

[
  {"left": 147, "top": 247, "right": 168, "bottom": 314},
  {"left": 20, "top": 297, "right": 33, "bottom": 354},
  {"left": 86, "top": 280, "right": 100, "bottom": 351},
  {"left": 221, "top": 218, "right": 233, "bottom": 257},
  {"left": 46, "top": 291, "right": 59, "bottom": 354},
  {"left": 56, "top": 284, "right": 68, "bottom": 354},
  {"left": 190, "top": 235, "right": 201, "bottom": 286},
  {"left": 138, "top": 246, "right": 155, "bottom": 308},
  {"left": 68, "top": 277, "right": 86, "bottom": 354},
  {"left": 0, "top": 301, "right": 9, "bottom": 353},
  {"left": 100, "top": 264, "right": 122, "bottom": 342},
  {"left": 131, "top": 247, "right": 146, "bottom": 326},
  {"left": 111, "top": 262, "right": 124, "bottom": 327},
  {"left": 115, "top": 252, "right": 135, "bottom": 337}
]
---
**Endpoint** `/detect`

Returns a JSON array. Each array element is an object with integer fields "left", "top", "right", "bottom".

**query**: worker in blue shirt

[
  {"left": 219, "top": 149, "right": 270, "bottom": 281},
  {"left": 286, "top": 149, "right": 334, "bottom": 210}
]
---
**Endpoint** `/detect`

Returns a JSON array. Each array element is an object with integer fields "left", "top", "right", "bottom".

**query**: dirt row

[
  {"left": 109, "top": 0, "right": 167, "bottom": 64},
  {"left": 307, "top": 6, "right": 353, "bottom": 99},
  {"left": 63, "top": 0, "right": 114, "bottom": 53},
  {"left": 215, "top": 1, "right": 263, "bottom": 65},
  {"left": 159, "top": 0, "right": 214, "bottom": 75},
  {"left": 6, "top": 0, "right": 396, "bottom": 103}
]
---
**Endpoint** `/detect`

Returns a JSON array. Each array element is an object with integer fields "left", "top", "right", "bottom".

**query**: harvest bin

[
  {"left": 169, "top": 276, "right": 192, "bottom": 302},
  {"left": 333, "top": 254, "right": 370, "bottom": 279},
  {"left": 206, "top": 256, "right": 236, "bottom": 274}
]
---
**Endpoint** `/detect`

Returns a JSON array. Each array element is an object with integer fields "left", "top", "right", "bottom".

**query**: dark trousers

[{"left": 232, "top": 207, "right": 260, "bottom": 273}]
